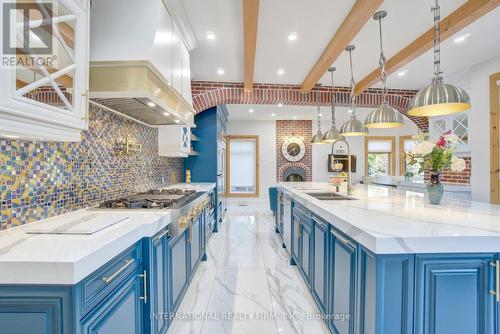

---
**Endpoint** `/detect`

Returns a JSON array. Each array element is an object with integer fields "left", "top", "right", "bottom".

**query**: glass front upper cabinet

[{"left": 0, "top": 0, "right": 89, "bottom": 141}]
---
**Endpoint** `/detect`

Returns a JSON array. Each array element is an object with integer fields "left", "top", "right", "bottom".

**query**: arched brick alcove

[{"left": 191, "top": 81, "right": 428, "bottom": 131}]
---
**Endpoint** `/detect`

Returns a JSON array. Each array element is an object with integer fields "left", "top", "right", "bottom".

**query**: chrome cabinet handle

[
  {"left": 187, "top": 225, "right": 192, "bottom": 243},
  {"left": 153, "top": 229, "right": 169, "bottom": 242},
  {"left": 140, "top": 270, "right": 147, "bottom": 304},
  {"left": 490, "top": 260, "right": 500, "bottom": 302},
  {"left": 330, "top": 230, "right": 350, "bottom": 246},
  {"left": 102, "top": 259, "right": 135, "bottom": 284}
]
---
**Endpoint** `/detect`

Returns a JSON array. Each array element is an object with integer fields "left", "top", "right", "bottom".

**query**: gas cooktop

[{"left": 98, "top": 188, "right": 197, "bottom": 209}]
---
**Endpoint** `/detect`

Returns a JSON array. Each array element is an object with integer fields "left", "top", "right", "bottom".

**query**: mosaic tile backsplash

[{"left": 0, "top": 104, "right": 183, "bottom": 230}]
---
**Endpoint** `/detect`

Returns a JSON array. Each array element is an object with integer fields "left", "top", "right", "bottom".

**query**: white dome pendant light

[
  {"left": 311, "top": 88, "right": 326, "bottom": 144},
  {"left": 340, "top": 45, "right": 368, "bottom": 136},
  {"left": 364, "top": 11, "right": 404, "bottom": 128},
  {"left": 408, "top": 0, "right": 471, "bottom": 117},
  {"left": 323, "top": 67, "right": 343, "bottom": 142}
]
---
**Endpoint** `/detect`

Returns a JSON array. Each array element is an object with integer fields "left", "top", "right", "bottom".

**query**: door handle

[
  {"left": 153, "top": 229, "right": 169, "bottom": 242},
  {"left": 139, "top": 270, "right": 147, "bottom": 304},
  {"left": 102, "top": 259, "right": 135, "bottom": 284},
  {"left": 490, "top": 260, "right": 500, "bottom": 302},
  {"left": 330, "top": 229, "right": 350, "bottom": 246}
]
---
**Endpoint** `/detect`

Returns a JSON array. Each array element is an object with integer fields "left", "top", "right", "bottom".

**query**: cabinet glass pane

[
  {"left": 14, "top": 1, "right": 76, "bottom": 112},
  {"left": 432, "top": 119, "right": 446, "bottom": 140},
  {"left": 22, "top": 69, "right": 75, "bottom": 111},
  {"left": 452, "top": 114, "right": 468, "bottom": 145}
]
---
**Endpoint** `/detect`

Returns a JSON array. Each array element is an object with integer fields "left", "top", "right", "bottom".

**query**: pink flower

[{"left": 436, "top": 137, "right": 446, "bottom": 148}]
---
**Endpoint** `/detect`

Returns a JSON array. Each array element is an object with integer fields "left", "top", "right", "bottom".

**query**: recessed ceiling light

[
  {"left": 249, "top": 109, "right": 254, "bottom": 113},
  {"left": 397, "top": 70, "right": 408, "bottom": 77},
  {"left": 271, "top": 113, "right": 276, "bottom": 117},
  {"left": 147, "top": 101, "right": 156, "bottom": 108},
  {"left": 277, "top": 68, "right": 285, "bottom": 75},
  {"left": 206, "top": 31, "right": 215, "bottom": 40},
  {"left": 453, "top": 33, "right": 471, "bottom": 44},
  {"left": 319, "top": 113, "right": 323, "bottom": 117},
  {"left": 277, "top": 103, "right": 283, "bottom": 107},
  {"left": 163, "top": 112, "right": 170, "bottom": 116},
  {"left": 293, "top": 116, "right": 297, "bottom": 120},
  {"left": 287, "top": 32, "right": 297, "bottom": 41},
  {"left": 348, "top": 109, "right": 353, "bottom": 114},
  {"left": 217, "top": 68, "right": 225, "bottom": 75},
  {"left": 174, "top": 119, "right": 181, "bottom": 124}
]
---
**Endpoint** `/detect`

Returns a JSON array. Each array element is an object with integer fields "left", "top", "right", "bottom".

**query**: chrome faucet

[{"left": 330, "top": 139, "right": 352, "bottom": 195}]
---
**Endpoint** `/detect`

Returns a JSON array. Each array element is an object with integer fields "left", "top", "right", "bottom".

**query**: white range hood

[{"left": 88, "top": 0, "right": 195, "bottom": 126}]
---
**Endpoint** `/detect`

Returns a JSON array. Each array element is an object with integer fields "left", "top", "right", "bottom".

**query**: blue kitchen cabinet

[
  {"left": 168, "top": 230, "right": 189, "bottom": 312},
  {"left": 144, "top": 228, "right": 170, "bottom": 334},
  {"left": 312, "top": 216, "right": 329, "bottom": 313},
  {"left": 358, "top": 251, "right": 414, "bottom": 334},
  {"left": 184, "top": 106, "right": 228, "bottom": 233},
  {"left": 414, "top": 254, "right": 495, "bottom": 334},
  {"left": 299, "top": 217, "right": 313, "bottom": 287},
  {"left": 80, "top": 267, "right": 145, "bottom": 334},
  {"left": 0, "top": 286, "right": 75, "bottom": 334},
  {"left": 291, "top": 211, "right": 301, "bottom": 266},
  {"left": 328, "top": 228, "right": 357, "bottom": 334},
  {"left": 189, "top": 215, "right": 203, "bottom": 274}
]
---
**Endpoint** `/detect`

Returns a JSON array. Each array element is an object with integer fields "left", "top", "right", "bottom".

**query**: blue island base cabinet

[{"left": 280, "top": 193, "right": 500, "bottom": 334}]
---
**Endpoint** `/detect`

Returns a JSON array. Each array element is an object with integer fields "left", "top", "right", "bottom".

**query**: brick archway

[
  {"left": 278, "top": 162, "right": 312, "bottom": 182},
  {"left": 191, "top": 81, "right": 428, "bottom": 131}
]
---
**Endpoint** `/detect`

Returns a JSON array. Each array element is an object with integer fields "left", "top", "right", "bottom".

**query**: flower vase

[{"left": 427, "top": 172, "right": 444, "bottom": 205}]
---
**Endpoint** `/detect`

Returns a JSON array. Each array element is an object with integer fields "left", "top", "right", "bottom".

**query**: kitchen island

[{"left": 277, "top": 182, "right": 500, "bottom": 334}]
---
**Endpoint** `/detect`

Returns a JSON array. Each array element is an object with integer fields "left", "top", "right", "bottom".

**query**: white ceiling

[
  {"left": 226, "top": 104, "right": 418, "bottom": 127},
  {"left": 182, "top": 0, "right": 500, "bottom": 90}
]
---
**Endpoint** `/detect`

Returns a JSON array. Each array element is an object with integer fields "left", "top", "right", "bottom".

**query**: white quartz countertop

[
  {"left": 0, "top": 210, "right": 171, "bottom": 285},
  {"left": 278, "top": 182, "right": 500, "bottom": 254},
  {"left": 0, "top": 183, "right": 214, "bottom": 285}
]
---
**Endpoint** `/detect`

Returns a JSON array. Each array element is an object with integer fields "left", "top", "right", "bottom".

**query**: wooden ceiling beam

[
  {"left": 355, "top": 0, "right": 500, "bottom": 95},
  {"left": 243, "top": 0, "right": 259, "bottom": 92},
  {"left": 301, "top": 0, "right": 383, "bottom": 92}
]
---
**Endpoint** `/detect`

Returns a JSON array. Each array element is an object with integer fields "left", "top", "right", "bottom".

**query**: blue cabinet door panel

[
  {"left": 312, "top": 217, "right": 328, "bottom": 313},
  {"left": 329, "top": 228, "right": 357, "bottom": 334},
  {"left": 80, "top": 268, "right": 144, "bottom": 334},
  {"left": 189, "top": 217, "right": 202, "bottom": 274},
  {"left": 169, "top": 231, "right": 189, "bottom": 312},
  {"left": 300, "top": 220, "right": 312, "bottom": 286},
  {"left": 0, "top": 286, "right": 74, "bottom": 334},
  {"left": 372, "top": 254, "right": 414, "bottom": 334},
  {"left": 415, "top": 254, "right": 495, "bottom": 334},
  {"left": 147, "top": 231, "right": 169, "bottom": 334}
]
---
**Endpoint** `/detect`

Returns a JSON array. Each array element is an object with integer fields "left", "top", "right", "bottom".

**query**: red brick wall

[
  {"left": 191, "top": 80, "right": 428, "bottom": 131},
  {"left": 276, "top": 120, "right": 312, "bottom": 182},
  {"left": 424, "top": 157, "right": 471, "bottom": 185}
]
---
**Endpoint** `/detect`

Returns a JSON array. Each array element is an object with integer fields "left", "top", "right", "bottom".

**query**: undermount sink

[{"left": 305, "top": 192, "right": 357, "bottom": 201}]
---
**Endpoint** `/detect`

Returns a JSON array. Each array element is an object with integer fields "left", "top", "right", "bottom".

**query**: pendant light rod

[
  {"left": 374, "top": 10, "right": 388, "bottom": 104},
  {"left": 432, "top": 0, "right": 442, "bottom": 84},
  {"left": 346, "top": 45, "right": 356, "bottom": 115},
  {"left": 328, "top": 67, "right": 336, "bottom": 127},
  {"left": 316, "top": 88, "right": 321, "bottom": 131}
]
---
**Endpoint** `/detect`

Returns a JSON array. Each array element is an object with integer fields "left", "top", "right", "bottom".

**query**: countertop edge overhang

[{"left": 278, "top": 182, "right": 500, "bottom": 255}]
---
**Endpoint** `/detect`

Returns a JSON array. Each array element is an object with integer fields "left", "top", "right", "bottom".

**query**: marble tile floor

[{"left": 167, "top": 203, "right": 330, "bottom": 334}]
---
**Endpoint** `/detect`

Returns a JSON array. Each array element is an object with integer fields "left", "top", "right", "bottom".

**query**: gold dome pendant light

[
  {"left": 340, "top": 45, "right": 368, "bottom": 136},
  {"left": 408, "top": 0, "right": 471, "bottom": 116},
  {"left": 311, "top": 88, "right": 326, "bottom": 144},
  {"left": 364, "top": 11, "right": 404, "bottom": 128},
  {"left": 323, "top": 67, "right": 344, "bottom": 142}
]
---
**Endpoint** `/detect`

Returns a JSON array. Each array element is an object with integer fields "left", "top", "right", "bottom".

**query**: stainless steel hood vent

[
  {"left": 89, "top": 61, "right": 195, "bottom": 127},
  {"left": 91, "top": 97, "right": 178, "bottom": 125}
]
